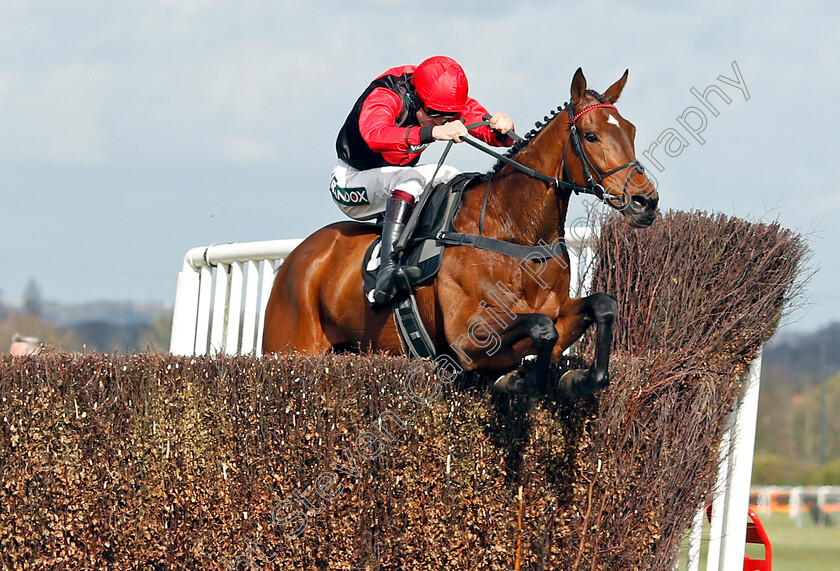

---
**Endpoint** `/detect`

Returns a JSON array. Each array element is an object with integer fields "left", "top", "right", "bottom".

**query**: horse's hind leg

[
  {"left": 557, "top": 292, "right": 617, "bottom": 397},
  {"left": 262, "top": 267, "right": 333, "bottom": 355},
  {"left": 489, "top": 313, "right": 559, "bottom": 398},
  {"left": 263, "top": 298, "right": 332, "bottom": 354}
]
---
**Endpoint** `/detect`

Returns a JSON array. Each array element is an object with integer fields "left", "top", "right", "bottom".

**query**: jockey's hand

[
  {"left": 488, "top": 112, "right": 514, "bottom": 135},
  {"left": 432, "top": 120, "right": 469, "bottom": 143}
]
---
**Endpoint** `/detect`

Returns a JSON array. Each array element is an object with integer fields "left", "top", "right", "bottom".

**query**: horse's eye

[{"left": 584, "top": 132, "right": 599, "bottom": 143}]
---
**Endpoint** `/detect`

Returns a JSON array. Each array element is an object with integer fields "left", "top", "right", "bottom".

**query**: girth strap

[{"left": 434, "top": 231, "right": 568, "bottom": 261}]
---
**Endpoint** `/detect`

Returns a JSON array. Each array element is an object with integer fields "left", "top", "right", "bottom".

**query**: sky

[{"left": 1, "top": 0, "right": 838, "bottom": 335}]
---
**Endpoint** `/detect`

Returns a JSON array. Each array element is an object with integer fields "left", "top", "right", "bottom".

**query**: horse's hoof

[
  {"left": 492, "top": 370, "right": 528, "bottom": 395},
  {"left": 558, "top": 368, "right": 593, "bottom": 398},
  {"left": 492, "top": 370, "right": 548, "bottom": 398}
]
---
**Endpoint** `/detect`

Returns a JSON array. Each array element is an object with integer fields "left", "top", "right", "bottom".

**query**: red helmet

[{"left": 412, "top": 56, "right": 469, "bottom": 113}]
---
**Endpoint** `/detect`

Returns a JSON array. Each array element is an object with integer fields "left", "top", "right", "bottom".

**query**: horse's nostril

[{"left": 631, "top": 194, "right": 658, "bottom": 211}]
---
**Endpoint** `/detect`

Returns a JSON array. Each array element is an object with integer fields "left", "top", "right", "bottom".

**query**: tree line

[
  {"left": 0, "top": 278, "right": 171, "bottom": 354},
  {"left": 754, "top": 322, "right": 840, "bottom": 485}
]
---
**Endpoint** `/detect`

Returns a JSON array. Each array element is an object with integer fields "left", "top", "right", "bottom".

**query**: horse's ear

[
  {"left": 603, "top": 69, "right": 629, "bottom": 104},
  {"left": 571, "top": 67, "right": 587, "bottom": 104}
]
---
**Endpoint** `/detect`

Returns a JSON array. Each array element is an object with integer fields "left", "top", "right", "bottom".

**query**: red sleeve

[
  {"left": 358, "top": 88, "right": 430, "bottom": 165},
  {"left": 460, "top": 97, "right": 514, "bottom": 147}
]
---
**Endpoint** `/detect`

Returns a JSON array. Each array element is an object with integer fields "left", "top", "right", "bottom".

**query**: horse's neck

[{"left": 459, "top": 120, "right": 571, "bottom": 245}]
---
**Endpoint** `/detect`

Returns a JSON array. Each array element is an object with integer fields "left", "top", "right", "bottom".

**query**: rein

[
  {"left": 397, "top": 103, "right": 644, "bottom": 262},
  {"left": 464, "top": 103, "right": 646, "bottom": 203},
  {"left": 461, "top": 107, "right": 620, "bottom": 238},
  {"left": 461, "top": 119, "right": 597, "bottom": 197}
]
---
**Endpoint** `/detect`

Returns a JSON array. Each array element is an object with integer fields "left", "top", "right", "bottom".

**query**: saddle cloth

[{"left": 362, "top": 172, "right": 482, "bottom": 304}]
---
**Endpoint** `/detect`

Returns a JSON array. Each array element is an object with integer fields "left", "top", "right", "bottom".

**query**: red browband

[{"left": 568, "top": 103, "right": 617, "bottom": 124}]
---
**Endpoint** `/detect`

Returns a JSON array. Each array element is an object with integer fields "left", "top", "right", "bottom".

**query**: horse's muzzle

[{"left": 626, "top": 193, "right": 659, "bottom": 228}]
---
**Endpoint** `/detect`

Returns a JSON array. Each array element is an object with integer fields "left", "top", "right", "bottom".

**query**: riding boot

[{"left": 372, "top": 195, "right": 415, "bottom": 305}]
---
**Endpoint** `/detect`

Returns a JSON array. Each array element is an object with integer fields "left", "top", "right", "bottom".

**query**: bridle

[
  {"left": 403, "top": 103, "right": 653, "bottom": 252},
  {"left": 563, "top": 102, "right": 647, "bottom": 206},
  {"left": 460, "top": 103, "right": 648, "bottom": 206}
]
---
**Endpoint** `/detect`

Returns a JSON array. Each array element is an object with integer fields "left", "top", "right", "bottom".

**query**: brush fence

[{"left": 168, "top": 229, "right": 763, "bottom": 570}]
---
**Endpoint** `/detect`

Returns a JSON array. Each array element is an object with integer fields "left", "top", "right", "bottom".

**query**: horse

[{"left": 262, "top": 68, "right": 659, "bottom": 398}]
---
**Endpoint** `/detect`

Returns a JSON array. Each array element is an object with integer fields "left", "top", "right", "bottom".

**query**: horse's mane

[{"left": 489, "top": 89, "right": 605, "bottom": 175}]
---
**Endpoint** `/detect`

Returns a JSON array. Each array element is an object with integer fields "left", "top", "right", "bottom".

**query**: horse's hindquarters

[{"left": 261, "top": 222, "right": 402, "bottom": 355}]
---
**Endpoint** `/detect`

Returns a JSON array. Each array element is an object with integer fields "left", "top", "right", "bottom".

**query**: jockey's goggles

[{"left": 424, "top": 106, "right": 460, "bottom": 119}]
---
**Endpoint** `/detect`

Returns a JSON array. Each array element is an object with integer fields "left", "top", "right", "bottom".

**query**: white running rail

[
  {"left": 169, "top": 239, "right": 303, "bottom": 356},
  {"left": 169, "top": 228, "right": 596, "bottom": 357}
]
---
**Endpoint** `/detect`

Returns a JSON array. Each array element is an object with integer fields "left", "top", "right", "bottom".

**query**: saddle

[
  {"left": 362, "top": 172, "right": 571, "bottom": 360},
  {"left": 359, "top": 174, "right": 476, "bottom": 357},
  {"left": 362, "top": 172, "right": 480, "bottom": 303}
]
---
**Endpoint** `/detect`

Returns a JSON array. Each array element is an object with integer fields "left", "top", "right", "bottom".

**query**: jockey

[{"left": 333, "top": 55, "right": 515, "bottom": 305}]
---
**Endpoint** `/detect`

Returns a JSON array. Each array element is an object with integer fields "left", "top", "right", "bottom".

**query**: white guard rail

[
  {"left": 169, "top": 239, "right": 302, "bottom": 356},
  {"left": 169, "top": 228, "right": 595, "bottom": 357},
  {"left": 678, "top": 350, "right": 763, "bottom": 571}
]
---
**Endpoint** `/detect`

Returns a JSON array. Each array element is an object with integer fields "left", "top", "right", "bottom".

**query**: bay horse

[{"left": 262, "top": 68, "right": 659, "bottom": 398}]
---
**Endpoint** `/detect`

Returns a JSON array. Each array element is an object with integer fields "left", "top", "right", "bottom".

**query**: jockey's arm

[
  {"left": 359, "top": 88, "right": 432, "bottom": 165},
  {"left": 461, "top": 98, "right": 515, "bottom": 147}
]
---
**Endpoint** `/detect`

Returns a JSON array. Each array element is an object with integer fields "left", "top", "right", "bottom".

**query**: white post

[
  {"left": 716, "top": 349, "right": 763, "bottom": 571},
  {"left": 565, "top": 227, "right": 596, "bottom": 298},
  {"left": 790, "top": 486, "right": 802, "bottom": 526},
  {"left": 170, "top": 264, "right": 200, "bottom": 355},
  {"left": 818, "top": 486, "right": 829, "bottom": 527},
  {"left": 209, "top": 263, "right": 230, "bottom": 355},
  {"left": 705, "top": 424, "right": 731, "bottom": 571},
  {"left": 194, "top": 265, "right": 213, "bottom": 355},
  {"left": 240, "top": 260, "right": 261, "bottom": 355},
  {"left": 568, "top": 245, "right": 581, "bottom": 297},
  {"left": 686, "top": 507, "right": 705, "bottom": 571},
  {"left": 562, "top": 228, "right": 596, "bottom": 356},
  {"left": 256, "top": 259, "right": 277, "bottom": 357},
  {"left": 756, "top": 486, "right": 773, "bottom": 516},
  {"left": 225, "top": 261, "right": 244, "bottom": 355}
]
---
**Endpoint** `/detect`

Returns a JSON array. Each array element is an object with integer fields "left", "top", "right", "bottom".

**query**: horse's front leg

[
  {"left": 487, "top": 313, "right": 559, "bottom": 398},
  {"left": 556, "top": 292, "right": 617, "bottom": 397}
]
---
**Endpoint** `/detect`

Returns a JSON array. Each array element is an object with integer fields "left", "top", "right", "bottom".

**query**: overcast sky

[{"left": 1, "top": 1, "right": 838, "bottom": 334}]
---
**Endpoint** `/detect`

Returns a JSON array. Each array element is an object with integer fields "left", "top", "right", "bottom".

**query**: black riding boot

[{"left": 372, "top": 196, "right": 415, "bottom": 305}]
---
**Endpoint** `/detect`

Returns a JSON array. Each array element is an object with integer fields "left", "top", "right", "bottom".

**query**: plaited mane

[{"left": 489, "top": 89, "right": 605, "bottom": 175}]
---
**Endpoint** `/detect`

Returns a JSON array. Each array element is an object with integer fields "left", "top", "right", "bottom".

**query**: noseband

[{"left": 563, "top": 102, "right": 647, "bottom": 204}]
